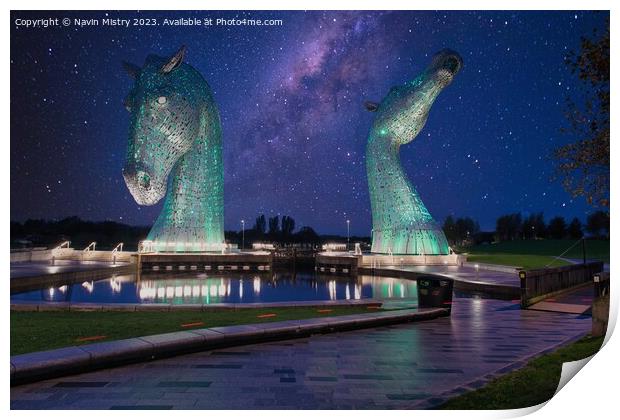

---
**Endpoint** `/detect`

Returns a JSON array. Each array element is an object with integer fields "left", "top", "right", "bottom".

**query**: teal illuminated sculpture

[
  {"left": 365, "top": 49, "right": 462, "bottom": 255},
  {"left": 122, "top": 46, "right": 224, "bottom": 252}
]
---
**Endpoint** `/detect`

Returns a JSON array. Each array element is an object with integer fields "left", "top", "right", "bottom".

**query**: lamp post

[
  {"left": 241, "top": 219, "right": 245, "bottom": 251},
  {"left": 346, "top": 219, "right": 350, "bottom": 250}
]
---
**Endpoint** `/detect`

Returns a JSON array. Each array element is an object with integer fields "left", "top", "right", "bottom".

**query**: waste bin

[{"left": 417, "top": 276, "right": 454, "bottom": 314}]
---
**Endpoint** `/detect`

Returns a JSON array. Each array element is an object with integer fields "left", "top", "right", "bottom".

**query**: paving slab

[{"left": 11, "top": 296, "right": 592, "bottom": 409}]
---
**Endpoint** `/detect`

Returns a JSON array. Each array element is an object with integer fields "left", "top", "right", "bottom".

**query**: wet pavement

[
  {"left": 11, "top": 261, "right": 130, "bottom": 279},
  {"left": 11, "top": 295, "right": 591, "bottom": 409},
  {"left": 528, "top": 284, "right": 594, "bottom": 314},
  {"left": 377, "top": 264, "right": 520, "bottom": 287}
]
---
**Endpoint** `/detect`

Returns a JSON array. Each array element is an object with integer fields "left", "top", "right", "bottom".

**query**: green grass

[
  {"left": 462, "top": 239, "right": 609, "bottom": 269},
  {"left": 11, "top": 306, "right": 383, "bottom": 355},
  {"left": 465, "top": 254, "right": 569, "bottom": 270},
  {"left": 439, "top": 335, "right": 604, "bottom": 410},
  {"left": 466, "top": 239, "right": 609, "bottom": 261}
]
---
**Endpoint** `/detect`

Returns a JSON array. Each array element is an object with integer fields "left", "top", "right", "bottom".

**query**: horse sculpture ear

[
  {"left": 161, "top": 45, "right": 187, "bottom": 74},
  {"left": 364, "top": 101, "right": 379, "bottom": 112},
  {"left": 123, "top": 61, "right": 141, "bottom": 79}
]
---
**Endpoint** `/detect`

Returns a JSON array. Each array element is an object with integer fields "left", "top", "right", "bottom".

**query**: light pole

[
  {"left": 241, "top": 219, "right": 245, "bottom": 251},
  {"left": 346, "top": 219, "right": 350, "bottom": 250}
]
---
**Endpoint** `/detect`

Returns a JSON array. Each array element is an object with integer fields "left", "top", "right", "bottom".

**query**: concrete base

[
  {"left": 360, "top": 253, "right": 464, "bottom": 267},
  {"left": 315, "top": 252, "right": 465, "bottom": 276},
  {"left": 137, "top": 251, "right": 274, "bottom": 273}
]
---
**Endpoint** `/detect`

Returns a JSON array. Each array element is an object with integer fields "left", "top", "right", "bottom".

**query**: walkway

[
  {"left": 11, "top": 261, "right": 129, "bottom": 279},
  {"left": 11, "top": 296, "right": 591, "bottom": 409},
  {"left": 395, "top": 264, "right": 519, "bottom": 287},
  {"left": 528, "top": 284, "right": 594, "bottom": 315}
]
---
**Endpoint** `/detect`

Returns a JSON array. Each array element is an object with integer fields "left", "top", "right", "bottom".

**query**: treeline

[
  {"left": 442, "top": 216, "right": 480, "bottom": 246},
  {"left": 442, "top": 210, "right": 610, "bottom": 247},
  {"left": 228, "top": 214, "right": 328, "bottom": 246},
  {"left": 10, "top": 217, "right": 149, "bottom": 250},
  {"left": 10, "top": 214, "right": 370, "bottom": 251},
  {"left": 495, "top": 211, "right": 609, "bottom": 241}
]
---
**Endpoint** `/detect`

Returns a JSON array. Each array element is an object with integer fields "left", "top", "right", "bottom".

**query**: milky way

[{"left": 10, "top": 10, "right": 609, "bottom": 235}]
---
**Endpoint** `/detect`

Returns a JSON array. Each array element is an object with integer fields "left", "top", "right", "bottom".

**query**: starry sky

[{"left": 10, "top": 10, "right": 609, "bottom": 235}]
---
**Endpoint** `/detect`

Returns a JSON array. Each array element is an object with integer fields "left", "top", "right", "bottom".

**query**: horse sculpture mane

[
  {"left": 122, "top": 46, "right": 225, "bottom": 252},
  {"left": 365, "top": 49, "right": 463, "bottom": 255}
]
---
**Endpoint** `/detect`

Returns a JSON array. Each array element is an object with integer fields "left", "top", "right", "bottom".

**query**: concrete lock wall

[
  {"left": 10, "top": 248, "right": 135, "bottom": 263},
  {"left": 360, "top": 253, "right": 464, "bottom": 267}
]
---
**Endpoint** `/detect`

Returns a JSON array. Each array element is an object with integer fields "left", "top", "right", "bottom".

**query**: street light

[
  {"left": 241, "top": 219, "right": 245, "bottom": 250},
  {"left": 346, "top": 219, "right": 350, "bottom": 250}
]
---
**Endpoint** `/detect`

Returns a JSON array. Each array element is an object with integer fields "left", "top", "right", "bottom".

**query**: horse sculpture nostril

[{"left": 444, "top": 57, "right": 460, "bottom": 74}]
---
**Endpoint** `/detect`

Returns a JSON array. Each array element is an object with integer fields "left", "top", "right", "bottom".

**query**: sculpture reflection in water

[
  {"left": 365, "top": 49, "right": 463, "bottom": 255},
  {"left": 122, "top": 46, "right": 225, "bottom": 252},
  {"left": 12, "top": 273, "right": 422, "bottom": 305}
]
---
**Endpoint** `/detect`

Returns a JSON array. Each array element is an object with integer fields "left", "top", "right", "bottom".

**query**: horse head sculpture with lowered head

[{"left": 122, "top": 46, "right": 225, "bottom": 252}]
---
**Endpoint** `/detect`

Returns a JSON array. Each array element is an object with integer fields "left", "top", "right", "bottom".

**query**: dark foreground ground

[{"left": 11, "top": 293, "right": 594, "bottom": 410}]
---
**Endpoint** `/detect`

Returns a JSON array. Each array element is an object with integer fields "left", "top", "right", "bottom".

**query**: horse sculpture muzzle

[{"left": 122, "top": 164, "right": 165, "bottom": 206}]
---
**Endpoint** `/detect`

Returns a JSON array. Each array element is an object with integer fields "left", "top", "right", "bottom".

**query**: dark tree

[
  {"left": 496, "top": 213, "right": 522, "bottom": 241},
  {"left": 522, "top": 212, "right": 546, "bottom": 239},
  {"left": 442, "top": 216, "right": 457, "bottom": 243},
  {"left": 455, "top": 217, "right": 478, "bottom": 244},
  {"left": 567, "top": 217, "right": 583, "bottom": 239},
  {"left": 586, "top": 210, "right": 610, "bottom": 238},
  {"left": 443, "top": 216, "right": 478, "bottom": 246},
  {"left": 547, "top": 216, "right": 567, "bottom": 239},
  {"left": 554, "top": 20, "right": 609, "bottom": 207},
  {"left": 268, "top": 216, "right": 280, "bottom": 235},
  {"left": 253, "top": 214, "right": 266, "bottom": 235},
  {"left": 294, "top": 226, "right": 319, "bottom": 243},
  {"left": 281, "top": 215, "right": 296, "bottom": 236}
]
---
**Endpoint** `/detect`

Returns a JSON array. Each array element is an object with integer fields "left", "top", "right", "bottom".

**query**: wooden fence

[{"left": 519, "top": 261, "right": 604, "bottom": 308}]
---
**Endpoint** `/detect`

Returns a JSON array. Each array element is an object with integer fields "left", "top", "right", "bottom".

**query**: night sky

[{"left": 10, "top": 10, "right": 609, "bottom": 235}]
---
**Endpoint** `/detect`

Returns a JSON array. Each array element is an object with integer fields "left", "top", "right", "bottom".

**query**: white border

[{"left": 4, "top": 1, "right": 617, "bottom": 419}]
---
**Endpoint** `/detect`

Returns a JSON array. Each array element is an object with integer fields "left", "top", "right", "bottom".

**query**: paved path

[
  {"left": 376, "top": 264, "right": 520, "bottom": 287},
  {"left": 529, "top": 284, "right": 594, "bottom": 314},
  {"left": 11, "top": 261, "right": 129, "bottom": 279},
  {"left": 11, "top": 296, "right": 591, "bottom": 409}
]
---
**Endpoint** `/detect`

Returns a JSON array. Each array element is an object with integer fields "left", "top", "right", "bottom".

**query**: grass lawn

[
  {"left": 11, "top": 305, "right": 384, "bottom": 355},
  {"left": 463, "top": 239, "right": 609, "bottom": 269},
  {"left": 439, "top": 335, "right": 604, "bottom": 410},
  {"left": 465, "top": 254, "right": 568, "bottom": 270}
]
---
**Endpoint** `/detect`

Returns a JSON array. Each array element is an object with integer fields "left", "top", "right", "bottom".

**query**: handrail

[
  {"left": 83, "top": 242, "right": 96, "bottom": 252},
  {"left": 544, "top": 237, "right": 585, "bottom": 267},
  {"left": 112, "top": 243, "right": 124, "bottom": 253},
  {"left": 54, "top": 241, "right": 71, "bottom": 250}
]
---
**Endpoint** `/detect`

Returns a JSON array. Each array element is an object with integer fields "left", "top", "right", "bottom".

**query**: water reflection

[{"left": 11, "top": 271, "right": 420, "bottom": 305}]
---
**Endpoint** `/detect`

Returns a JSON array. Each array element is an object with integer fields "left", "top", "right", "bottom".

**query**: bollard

[
  {"left": 592, "top": 272, "right": 610, "bottom": 337},
  {"left": 417, "top": 276, "right": 454, "bottom": 314}
]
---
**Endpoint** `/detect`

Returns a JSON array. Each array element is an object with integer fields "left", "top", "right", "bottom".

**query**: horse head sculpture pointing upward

[
  {"left": 365, "top": 49, "right": 463, "bottom": 255},
  {"left": 122, "top": 46, "right": 225, "bottom": 252}
]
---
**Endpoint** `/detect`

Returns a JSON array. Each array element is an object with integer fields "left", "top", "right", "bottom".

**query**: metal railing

[
  {"left": 54, "top": 241, "right": 71, "bottom": 250},
  {"left": 83, "top": 242, "right": 96, "bottom": 253}
]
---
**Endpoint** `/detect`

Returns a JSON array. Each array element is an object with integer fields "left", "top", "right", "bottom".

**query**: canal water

[{"left": 11, "top": 270, "right": 421, "bottom": 305}]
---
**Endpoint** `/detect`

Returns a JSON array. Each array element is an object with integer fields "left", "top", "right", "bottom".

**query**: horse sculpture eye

[{"left": 157, "top": 96, "right": 167, "bottom": 105}]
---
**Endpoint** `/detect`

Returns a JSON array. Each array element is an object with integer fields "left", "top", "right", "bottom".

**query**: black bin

[{"left": 416, "top": 276, "right": 454, "bottom": 314}]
